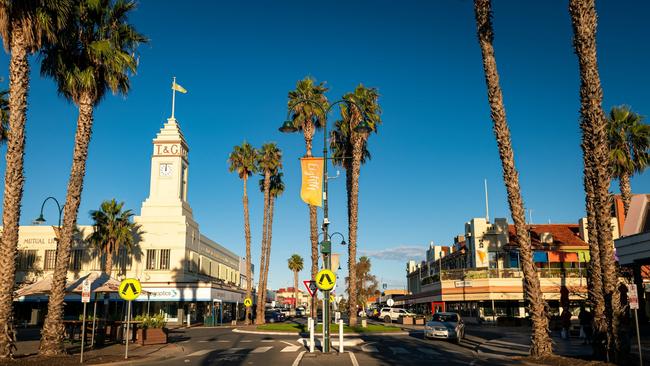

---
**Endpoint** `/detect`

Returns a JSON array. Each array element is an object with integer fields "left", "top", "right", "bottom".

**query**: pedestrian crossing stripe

[
  {"left": 118, "top": 278, "right": 141, "bottom": 301},
  {"left": 315, "top": 269, "right": 336, "bottom": 291}
]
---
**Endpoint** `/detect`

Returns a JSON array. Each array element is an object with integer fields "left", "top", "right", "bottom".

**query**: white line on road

[
  {"left": 281, "top": 346, "right": 301, "bottom": 352},
  {"left": 217, "top": 340, "right": 230, "bottom": 343},
  {"left": 198, "top": 340, "right": 209, "bottom": 343},
  {"left": 187, "top": 349, "right": 212, "bottom": 357},
  {"left": 281, "top": 340, "right": 297, "bottom": 347},
  {"left": 222, "top": 348, "right": 246, "bottom": 354},
  {"left": 241, "top": 340, "right": 252, "bottom": 343},
  {"left": 292, "top": 351, "right": 306, "bottom": 366},
  {"left": 361, "top": 345, "right": 378, "bottom": 352},
  {"left": 251, "top": 346, "right": 273, "bottom": 353},
  {"left": 349, "top": 352, "right": 360, "bottom": 366},
  {"left": 261, "top": 340, "right": 275, "bottom": 342}
]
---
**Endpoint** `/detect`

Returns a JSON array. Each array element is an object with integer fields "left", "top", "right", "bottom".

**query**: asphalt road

[{"left": 156, "top": 323, "right": 526, "bottom": 366}]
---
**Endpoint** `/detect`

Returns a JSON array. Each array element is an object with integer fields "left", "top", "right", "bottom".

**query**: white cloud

[{"left": 359, "top": 246, "right": 425, "bottom": 262}]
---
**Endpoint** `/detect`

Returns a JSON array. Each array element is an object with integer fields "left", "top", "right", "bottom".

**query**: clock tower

[{"left": 140, "top": 117, "right": 194, "bottom": 219}]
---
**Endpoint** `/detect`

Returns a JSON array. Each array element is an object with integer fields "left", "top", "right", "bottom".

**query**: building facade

[
  {"left": 13, "top": 117, "right": 245, "bottom": 325},
  {"left": 401, "top": 216, "right": 621, "bottom": 322}
]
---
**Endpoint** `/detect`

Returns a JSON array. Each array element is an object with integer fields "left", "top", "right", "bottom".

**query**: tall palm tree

[
  {"left": 38, "top": 0, "right": 146, "bottom": 355},
  {"left": 473, "top": 0, "right": 552, "bottom": 356},
  {"left": 259, "top": 172, "right": 284, "bottom": 312},
  {"left": 337, "top": 85, "right": 381, "bottom": 326},
  {"left": 87, "top": 199, "right": 142, "bottom": 278},
  {"left": 569, "top": 0, "right": 622, "bottom": 358},
  {"left": 287, "top": 76, "right": 329, "bottom": 318},
  {"left": 287, "top": 254, "right": 304, "bottom": 309},
  {"left": 0, "top": 90, "right": 9, "bottom": 142},
  {"left": 228, "top": 142, "right": 259, "bottom": 325},
  {"left": 0, "top": 1, "right": 71, "bottom": 358},
  {"left": 607, "top": 106, "right": 650, "bottom": 215},
  {"left": 255, "top": 143, "right": 282, "bottom": 325}
]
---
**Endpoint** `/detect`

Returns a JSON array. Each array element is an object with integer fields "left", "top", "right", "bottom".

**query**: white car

[
  {"left": 425, "top": 312, "right": 465, "bottom": 343},
  {"left": 379, "top": 307, "right": 416, "bottom": 322}
]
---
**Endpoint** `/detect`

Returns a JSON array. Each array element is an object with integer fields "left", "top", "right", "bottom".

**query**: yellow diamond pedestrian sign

[
  {"left": 244, "top": 298, "right": 253, "bottom": 307},
  {"left": 119, "top": 278, "right": 141, "bottom": 301},
  {"left": 316, "top": 269, "right": 336, "bottom": 291}
]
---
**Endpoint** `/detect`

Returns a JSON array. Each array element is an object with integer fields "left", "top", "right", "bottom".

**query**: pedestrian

[
  {"left": 578, "top": 305, "right": 592, "bottom": 344},
  {"left": 560, "top": 308, "right": 572, "bottom": 339}
]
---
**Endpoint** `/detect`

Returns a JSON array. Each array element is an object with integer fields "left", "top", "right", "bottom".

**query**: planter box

[
  {"left": 136, "top": 327, "right": 168, "bottom": 345},
  {"left": 414, "top": 317, "right": 425, "bottom": 325},
  {"left": 401, "top": 316, "right": 414, "bottom": 325}
]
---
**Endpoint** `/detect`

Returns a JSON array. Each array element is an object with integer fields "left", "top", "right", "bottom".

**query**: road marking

[
  {"left": 418, "top": 347, "right": 440, "bottom": 355},
  {"left": 281, "top": 345, "right": 301, "bottom": 352},
  {"left": 361, "top": 344, "right": 378, "bottom": 352},
  {"left": 187, "top": 349, "right": 211, "bottom": 356},
  {"left": 291, "top": 351, "right": 306, "bottom": 366},
  {"left": 349, "top": 352, "right": 360, "bottom": 366},
  {"left": 222, "top": 347, "right": 246, "bottom": 354},
  {"left": 241, "top": 340, "right": 252, "bottom": 343},
  {"left": 261, "top": 340, "right": 274, "bottom": 343},
  {"left": 389, "top": 347, "right": 408, "bottom": 354},
  {"left": 281, "top": 340, "right": 297, "bottom": 347},
  {"left": 251, "top": 346, "right": 273, "bottom": 353},
  {"left": 180, "top": 340, "right": 190, "bottom": 343},
  {"left": 198, "top": 340, "right": 209, "bottom": 343},
  {"left": 217, "top": 340, "right": 230, "bottom": 343}
]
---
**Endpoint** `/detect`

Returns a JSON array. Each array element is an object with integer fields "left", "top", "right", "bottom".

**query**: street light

[
  {"left": 279, "top": 98, "right": 369, "bottom": 353},
  {"left": 33, "top": 196, "right": 63, "bottom": 227}
]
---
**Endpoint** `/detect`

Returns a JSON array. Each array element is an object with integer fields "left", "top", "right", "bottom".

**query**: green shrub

[{"left": 134, "top": 313, "right": 167, "bottom": 328}]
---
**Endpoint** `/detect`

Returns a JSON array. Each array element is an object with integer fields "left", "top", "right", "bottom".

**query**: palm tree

[
  {"left": 569, "top": 0, "right": 622, "bottom": 359},
  {"left": 87, "top": 199, "right": 142, "bottom": 278},
  {"left": 287, "top": 254, "right": 304, "bottom": 309},
  {"left": 335, "top": 85, "right": 381, "bottom": 326},
  {"left": 38, "top": 0, "right": 146, "bottom": 355},
  {"left": 0, "top": 1, "right": 71, "bottom": 358},
  {"left": 259, "top": 172, "right": 284, "bottom": 312},
  {"left": 287, "top": 76, "right": 329, "bottom": 318},
  {"left": 607, "top": 106, "right": 650, "bottom": 215},
  {"left": 228, "top": 142, "right": 259, "bottom": 325},
  {"left": 0, "top": 90, "right": 8, "bottom": 142},
  {"left": 255, "top": 143, "right": 282, "bottom": 325},
  {"left": 473, "top": 0, "right": 552, "bottom": 356}
]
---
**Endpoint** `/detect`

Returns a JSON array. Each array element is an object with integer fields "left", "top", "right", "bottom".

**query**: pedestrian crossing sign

[
  {"left": 119, "top": 278, "right": 141, "bottom": 301},
  {"left": 244, "top": 298, "right": 253, "bottom": 307},
  {"left": 315, "top": 269, "right": 336, "bottom": 291}
]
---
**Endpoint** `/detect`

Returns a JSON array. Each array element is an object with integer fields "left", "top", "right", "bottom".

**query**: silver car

[{"left": 424, "top": 312, "right": 465, "bottom": 343}]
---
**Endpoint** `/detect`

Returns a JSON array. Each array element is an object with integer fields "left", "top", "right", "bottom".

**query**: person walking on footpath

[
  {"left": 578, "top": 305, "right": 593, "bottom": 345},
  {"left": 561, "top": 308, "right": 572, "bottom": 339}
]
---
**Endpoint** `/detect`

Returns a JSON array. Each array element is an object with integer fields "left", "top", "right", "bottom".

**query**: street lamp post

[
  {"left": 33, "top": 196, "right": 63, "bottom": 227},
  {"left": 280, "top": 98, "right": 370, "bottom": 353}
]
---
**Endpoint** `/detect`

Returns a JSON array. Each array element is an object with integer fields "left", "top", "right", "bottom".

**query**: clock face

[{"left": 159, "top": 163, "right": 173, "bottom": 176}]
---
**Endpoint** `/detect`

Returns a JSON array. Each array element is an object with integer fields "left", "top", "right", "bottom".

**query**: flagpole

[{"left": 171, "top": 76, "right": 176, "bottom": 119}]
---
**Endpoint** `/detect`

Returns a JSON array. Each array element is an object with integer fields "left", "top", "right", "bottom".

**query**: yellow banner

[{"left": 300, "top": 157, "right": 324, "bottom": 207}]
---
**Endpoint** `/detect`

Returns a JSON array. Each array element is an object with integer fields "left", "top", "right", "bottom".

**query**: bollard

[
  {"left": 309, "top": 318, "right": 315, "bottom": 353},
  {"left": 339, "top": 319, "right": 344, "bottom": 353}
]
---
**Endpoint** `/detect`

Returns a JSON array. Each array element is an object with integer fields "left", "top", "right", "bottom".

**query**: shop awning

[
  {"left": 562, "top": 252, "right": 579, "bottom": 262},
  {"left": 533, "top": 251, "right": 548, "bottom": 263},
  {"left": 548, "top": 251, "right": 561, "bottom": 262}
]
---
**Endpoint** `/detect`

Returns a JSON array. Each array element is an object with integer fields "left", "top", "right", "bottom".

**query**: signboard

[
  {"left": 244, "top": 298, "right": 253, "bottom": 307},
  {"left": 454, "top": 280, "right": 472, "bottom": 288},
  {"left": 387, "top": 298, "right": 395, "bottom": 307},
  {"left": 628, "top": 284, "right": 639, "bottom": 310},
  {"left": 303, "top": 280, "right": 319, "bottom": 297},
  {"left": 81, "top": 279, "right": 91, "bottom": 303},
  {"left": 315, "top": 269, "right": 336, "bottom": 291},
  {"left": 119, "top": 278, "right": 142, "bottom": 301}
]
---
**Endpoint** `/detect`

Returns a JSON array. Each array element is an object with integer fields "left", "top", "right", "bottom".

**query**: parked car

[
  {"left": 424, "top": 312, "right": 465, "bottom": 343},
  {"left": 379, "top": 307, "right": 416, "bottom": 322},
  {"left": 264, "top": 310, "right": 285, "bottom": 323},
  {"left": 295, "top": 307, "right": 306, "bottom": 317}
]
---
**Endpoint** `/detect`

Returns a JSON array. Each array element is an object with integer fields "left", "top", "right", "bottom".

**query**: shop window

[
  {"left": 191, "top": 252, "right": 199, "bottom": 273},
  {"left": 17, "top": 250, "right": 38, "bottom": 270},
  {"left": 44, "top": 250, "right": 56, "bottom": 270},
  {"left": 159, "top": 249, "right": 170, "bottom": 270},
  {"left": 69, "top": 249, "right": 82, "bottom": 270},
  {"left": 146, "top": 249, "right": 157, "bottom": 270}
]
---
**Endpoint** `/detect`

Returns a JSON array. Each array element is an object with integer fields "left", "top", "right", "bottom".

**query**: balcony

[{"left": 437, "top": 267, "right": 586, "bottom": 281}]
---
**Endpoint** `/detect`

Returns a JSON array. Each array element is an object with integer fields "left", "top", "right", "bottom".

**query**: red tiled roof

[
  {"left": 507, "top": 224, "right": 587, "bottom": 248},
  {"left": 276, "top": 287, "right": 303, "bottom": 293}
]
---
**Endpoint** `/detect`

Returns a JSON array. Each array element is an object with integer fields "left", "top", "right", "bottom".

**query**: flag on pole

[
  {"left": 300, "top": 157, "right": 324, "bottom": 206},
  {"left": 172, "top": 81, "right": 187, "bottom": 93}
]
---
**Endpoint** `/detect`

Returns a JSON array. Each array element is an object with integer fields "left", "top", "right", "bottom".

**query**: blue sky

[{"left": 0, "top": 0, "right": 648, "bottom": 291}]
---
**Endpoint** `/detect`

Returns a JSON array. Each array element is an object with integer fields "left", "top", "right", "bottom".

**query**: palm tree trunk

[
  {"left": 569, "top": 0, "right": 621, "bottom": 359},
  {"left": 474, "top": 0, "right": 552, "bottom": 356},
  {"left": 0, "top": 24, "right": 29, "bottom": 359},
  {"left": 40, "top": 93, "right": 95, "bottom": 355},
  {"left": 243, "top": 177, "right": 253, "bottom": 325},
  {"left": 255, "top": 171, "right": 271, "bottom": 325},
  {"left": 105, "top": 249, "right": 113, "bottom": 278},
  {"left": 619, "top": 172, "right": 632, "bottom": 217},
  {"left": 348, "top": 137, "right": 364, "bottom": 327},
  {"left": 261, "top": 194, "right": 275, "bottom": 309},
  {"left": 294, "top": 269, "right": 299, "bottom": 309}
]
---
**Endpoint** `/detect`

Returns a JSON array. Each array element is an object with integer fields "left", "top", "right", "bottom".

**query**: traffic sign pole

[
  {"left": 80, "top": 302, "right": 87, "bottom": 363},
  {"left": 125, "top": 300, "right": 131, "bottom": 359}
]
